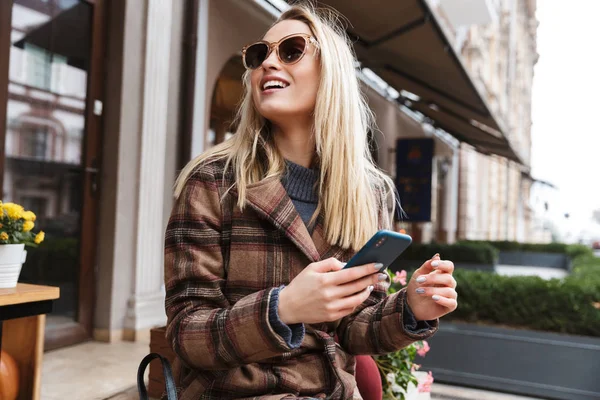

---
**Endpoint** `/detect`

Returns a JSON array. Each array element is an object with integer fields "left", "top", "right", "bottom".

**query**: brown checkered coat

[{"left": 164, "top": 159, "right": 438, "bottom": 399}]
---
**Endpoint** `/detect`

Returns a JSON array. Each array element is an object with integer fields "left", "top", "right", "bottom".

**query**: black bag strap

[{"left": 137, "top": 353, "right": 177, "bottom": 400}]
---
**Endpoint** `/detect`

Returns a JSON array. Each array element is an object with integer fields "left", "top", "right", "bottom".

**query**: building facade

[
  {"left": 1, "top": 0, "right": 185, "bottom": 347},
  {"left": 435, "top": 0, "right": 541, "bottom": 242},
  {"left": 0, "top": 0, "right": 539, "bottom": 349}
]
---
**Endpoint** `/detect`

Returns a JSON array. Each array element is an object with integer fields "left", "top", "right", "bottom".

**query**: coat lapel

[
  {"left": 243, "top": 177, "right": 321, "bottom": 263},
  {"left": 310, "top": 213, "right": 352, "bottom": 262}
]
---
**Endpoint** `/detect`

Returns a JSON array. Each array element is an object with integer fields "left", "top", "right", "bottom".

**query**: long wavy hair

[{"left": 174, "top": 2, "right": 398, "bottom": 250}]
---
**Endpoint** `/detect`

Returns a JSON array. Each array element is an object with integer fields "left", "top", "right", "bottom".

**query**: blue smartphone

[{"left": 343, "top": 230, "right": 412, "bottom": 272}]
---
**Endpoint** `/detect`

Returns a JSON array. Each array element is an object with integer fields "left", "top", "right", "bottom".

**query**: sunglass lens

[
  {"left": 279, "top": 36, "right": 306, "bottom": 64},
  {"left": 245, "top": 43, "right": 269, "bottom": 69}
]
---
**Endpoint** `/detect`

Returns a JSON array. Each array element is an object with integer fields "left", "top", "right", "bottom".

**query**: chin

[{"left": 257, "top": 104, "right": 293, "bottom": 120}]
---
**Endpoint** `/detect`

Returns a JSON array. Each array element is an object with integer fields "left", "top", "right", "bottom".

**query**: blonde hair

[{"left": 174, "top": 2, "right": 397, "bottom": 250}]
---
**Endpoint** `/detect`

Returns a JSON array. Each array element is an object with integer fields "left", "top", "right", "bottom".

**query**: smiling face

[{"left": 250, "top": 20, "right": 321, "bottom": 126}]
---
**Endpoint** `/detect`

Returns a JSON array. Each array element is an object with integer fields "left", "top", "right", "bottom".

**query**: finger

[
  {"left": 414, "top": 273, "right": 457, "bottom": 289},
  {"left": 335, "top": 272, "right": 388, "bottom": 297},
  {"left": 327, "top": 262, "right": 381, "bottom": 285},
  {"left": 414, "top": 286, "right": 457, "bottom": 299},
  {"left": 377, "top": 275, "right": 391, "bottom": 290},
  {"left": 331, "top": 284, "right": 374, "bottom": 310},
  {"left": 331, "top": 307, "right": 358, "bottom": 320},
  {"left": 413, "top": 253, "right": 441, "bottom": 277},
  {"left": 431, "top": 259, "right": 454, "bottom": 274},
  {"left": 431, "top": 295, "right": 458, "bottom": 311},
  {"left": 311, "top": 257, "right": 345, "bottom": 273}
]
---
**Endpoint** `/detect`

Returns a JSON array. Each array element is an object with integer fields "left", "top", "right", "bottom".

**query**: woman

[{"left": 164, "top": 3, "right": 458, "bottom": 399}]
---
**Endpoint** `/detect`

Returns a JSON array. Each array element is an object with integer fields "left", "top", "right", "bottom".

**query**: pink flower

[
  {"left": 417, "top": 371, "right": 434, "bottom": 393},
  {"left": 416, "top": 340, "right": 430, "bottom": 357},
  {"left": 393, "top": 270, "right": 407, "bottom": 285}
]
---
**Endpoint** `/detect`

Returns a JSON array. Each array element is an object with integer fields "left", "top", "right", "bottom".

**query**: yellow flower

[
  {"left": 34, "top": 231, "right": 45, "bottom": 244},
  {"left": 2, "top": 202, "right": 24, "bottom": 220},
  {"left": 23, "top": 220, "right": 35, "bottom": 232},
  {"left": 22, "top": 211, "right": 36, "bottom": 222},
  {"left": 0, "top": 232, "right": 8, "bottom": 241}
]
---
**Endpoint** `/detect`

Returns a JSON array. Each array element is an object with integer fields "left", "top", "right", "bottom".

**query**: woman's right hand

[{"left": 277, "top": 257, "right": 388, "bottom": 325}]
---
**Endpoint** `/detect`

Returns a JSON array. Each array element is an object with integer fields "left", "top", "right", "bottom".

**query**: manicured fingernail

[
  {"left": 367, "top": 285, "right": 374, "bottom": 292},
  {"left": 378, "top": 273, "right": 388, "bottom": 281},
  {"left": 374, "top": 263, "right": 384, "bottom": 270},
  {"left": 416, "top": 276, "right": 427, "bottom": 283},
  {"left": 416, "top": 288, "right": 425, "bottom": 294},
  {"left": 432, "top": 295, "right": 441, "bottom": 301},
  {"left": 432, "top": 253, "right": 440, "bottom": 259},
  {"left": 431, "top": 261, "right": 439, "bottom": 268}
]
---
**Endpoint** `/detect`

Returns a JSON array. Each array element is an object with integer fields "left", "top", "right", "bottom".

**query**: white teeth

[{"left": 263, "top": 80, "right": 288, "bottom": 90}]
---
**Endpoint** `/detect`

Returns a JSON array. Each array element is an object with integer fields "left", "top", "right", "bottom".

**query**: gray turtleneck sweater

[{"left": 281, "top": 160, "right": 320, "bottom": 230}]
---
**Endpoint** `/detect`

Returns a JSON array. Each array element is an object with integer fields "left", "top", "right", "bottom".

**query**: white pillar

[
  {"left": 124, "top": 0, "right": 172, "bottom": 335},
  {"left": 190, "top": 0, "right": 210, "bottom": 159},
  {"left": 443, "top": 149, "right": 459, "bottom": 243},
  {"left": 478, "top": 155, "right": 489, "bottom": 240}
]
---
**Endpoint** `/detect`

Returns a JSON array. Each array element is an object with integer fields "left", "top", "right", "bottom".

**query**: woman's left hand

[{"left": 405, "top": 253, "right": 458, "bottom": 321}]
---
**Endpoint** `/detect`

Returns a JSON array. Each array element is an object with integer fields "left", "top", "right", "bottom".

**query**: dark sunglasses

[{"left": 242, "top": 33, "right": 319, "bottom": 70}]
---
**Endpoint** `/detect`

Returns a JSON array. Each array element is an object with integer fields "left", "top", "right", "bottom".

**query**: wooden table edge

[{"left": 0, "top": 283, "right": 60, "bottom": 307}]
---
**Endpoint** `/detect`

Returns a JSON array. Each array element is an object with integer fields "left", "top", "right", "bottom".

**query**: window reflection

[{"left": 3, "top": 0, "right": 91, "bottom": 330}]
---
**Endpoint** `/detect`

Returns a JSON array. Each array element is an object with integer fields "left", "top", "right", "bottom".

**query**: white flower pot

[{"left": 0, "top": 244, "right": 27, "bottom": 288}]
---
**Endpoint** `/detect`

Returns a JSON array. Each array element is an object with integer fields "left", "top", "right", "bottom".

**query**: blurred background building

[
  {"left": 0, "top": 0, "right": 548, "bottom": 347},
  {"left": 434, "top": 0, "right": 540, "bottom": 242}
]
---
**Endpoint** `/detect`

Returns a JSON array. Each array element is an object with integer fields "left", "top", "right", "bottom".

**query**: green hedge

[
  {"left": 442, "top": 250, "right": 600, "bottom": 336},
  {"left": 402, "top": 242, "right": 498, "bottom": 265},
  {"left": 570, "top": 249, "right": 600, "bottom": 282}
]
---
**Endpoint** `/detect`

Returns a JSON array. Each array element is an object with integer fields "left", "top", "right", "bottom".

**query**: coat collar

[{"left": 241, "top": 177, "right": 348, "bottom": 263}]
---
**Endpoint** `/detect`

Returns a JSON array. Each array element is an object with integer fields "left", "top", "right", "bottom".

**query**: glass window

[{"left": 20, "top": 126, "right": 49, "bottom": 159}]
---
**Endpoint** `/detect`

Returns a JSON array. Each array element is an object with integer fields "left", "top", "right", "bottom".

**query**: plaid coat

[{"left": 164, "top": 159, "right": 438, "bottom": 400}]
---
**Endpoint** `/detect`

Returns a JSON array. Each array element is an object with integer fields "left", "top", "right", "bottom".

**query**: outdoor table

[{"left": 0, "top": 283, "right": 60, "bottom": 400}]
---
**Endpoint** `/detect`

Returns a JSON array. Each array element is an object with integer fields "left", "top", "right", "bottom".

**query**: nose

[{"left": 261, "top": 47, "right": 281, "bottom": 70}]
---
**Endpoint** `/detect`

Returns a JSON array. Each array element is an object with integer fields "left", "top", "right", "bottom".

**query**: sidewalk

[
  {"left": 41, "top": 338, "right": 150, "bottom": 400},
  {"left": 41, "top": 339, "right": 542, "bottom": 400}
]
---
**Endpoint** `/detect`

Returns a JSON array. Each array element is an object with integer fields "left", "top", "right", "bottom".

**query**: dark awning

[
  {"left": 310, "top": 0, "right": 522, "bottom": 163},
  {"left": 521, "top": 171, "right": 557, "bottom": 189},
  {"left": 6, "top": 156, "right": 81, "bottom": 176},
  {"left": 13, "top": 2, "right": 92, "bottom": 71}
]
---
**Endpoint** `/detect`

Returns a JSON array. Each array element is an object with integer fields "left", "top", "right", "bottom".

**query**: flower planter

[
  {"left": 0, "top": 244, "right": 27, "bottom": 288},
  {"left": 420, "top": 321, "right": 600, "bottom": 400}
]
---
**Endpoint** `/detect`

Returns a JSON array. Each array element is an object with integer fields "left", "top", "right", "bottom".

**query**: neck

[{"left": 272, "top": 121, "right": 315, "bottom": 168}]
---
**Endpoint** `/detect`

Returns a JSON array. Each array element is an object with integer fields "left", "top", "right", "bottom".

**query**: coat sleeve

[
  {"left": 336, "top": 286, "right": 438, "bottom": 355},
  {"left": 335, "top": 184, "right": 438, "bottom": 355},
  {"left": 164, "top": 165, "right": 299, "bottom": 371}
]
